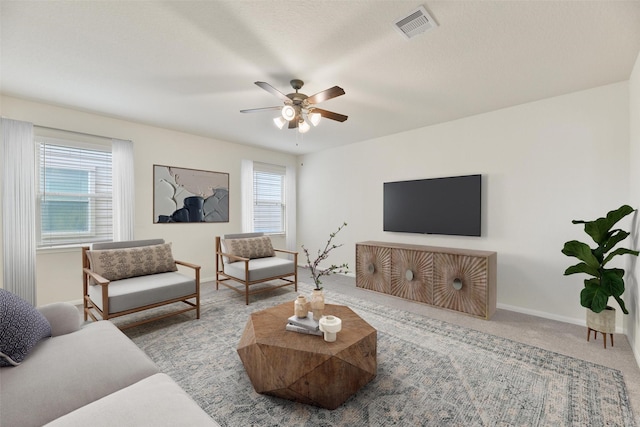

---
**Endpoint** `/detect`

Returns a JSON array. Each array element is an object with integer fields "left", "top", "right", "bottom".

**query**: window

[
  {"left": 253, "top": 162, "right": 285, "bottom": 234},
  {"left": 36, "top": 137, "right": 112, "bottom": 247}
]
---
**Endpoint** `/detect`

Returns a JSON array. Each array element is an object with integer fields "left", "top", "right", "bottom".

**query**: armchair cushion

[
  {"left": 88, "top": 272, "right": 196, "bottom": 314},
  {"left": 86, "top": 243, "right": 177, "bottom": 281},
  {"left": 222, "top": 236, "right": 275, "bottom": 263},
  {"left": 224, "top": 257, "right": 295, "bottom": 282},
  {"left": 0, "top": 289, "right": 52, "bottom": 367}
]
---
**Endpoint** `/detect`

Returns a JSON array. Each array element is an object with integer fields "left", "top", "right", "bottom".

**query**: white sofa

[{"left": 0, "top": 298, "right": 218, "bottom": 427}]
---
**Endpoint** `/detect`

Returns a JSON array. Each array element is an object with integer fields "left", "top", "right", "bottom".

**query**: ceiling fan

[{"left": 240, "top": 79, "right": 348, "bottom": 133}]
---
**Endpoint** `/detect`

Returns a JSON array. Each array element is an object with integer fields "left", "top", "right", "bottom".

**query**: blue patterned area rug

[{"left": 121, "top": 282, "right": 635, "bottom": 427}]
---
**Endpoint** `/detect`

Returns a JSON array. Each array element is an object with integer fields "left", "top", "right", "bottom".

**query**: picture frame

[{"left": 153, "top": 164, "right": 229, "bottom": 223}]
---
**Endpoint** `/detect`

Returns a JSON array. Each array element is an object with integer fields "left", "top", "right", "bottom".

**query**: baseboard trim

[
  {"left": 497, "top": 302, "right": 625, "bottom": 334},
  {"left": 190, "top": 269, "right": 630, "bottom": 335},
  {"left": 66, "top": 298, "right": 83, "bottom": 306}
]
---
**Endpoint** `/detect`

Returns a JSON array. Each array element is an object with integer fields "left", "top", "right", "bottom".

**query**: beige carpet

[
  {"left": 315, "top": 268, "right": 640, "bottom": 424},
  {"left": 107, "top": 268, "right": 639, "bottom": 425}
]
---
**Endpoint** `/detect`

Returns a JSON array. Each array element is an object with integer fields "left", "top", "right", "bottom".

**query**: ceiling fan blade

[
  {"left": 240, "top": 106, "right": 282, "bottom": 113},
  {"left": 255, "top": 81, "right": 290, "bottom": 102},
  {"left": 312, "top": 108, "right": 348, "bottom": 122},
  {"left": 306, "top": 86, "right": 345, "bottom": 104}
]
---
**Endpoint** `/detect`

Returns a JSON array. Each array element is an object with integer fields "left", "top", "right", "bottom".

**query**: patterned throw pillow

[
  {"left": 0, "top": 289, "right": 52, "bottom": 367},
  {"left": 222, "top": 236, "right": 275, "bottom": 263},
  {"left": 86, "top": 243, "right": 178, "bottom": 281}
]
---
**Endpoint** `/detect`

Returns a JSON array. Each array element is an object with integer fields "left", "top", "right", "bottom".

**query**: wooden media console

[{"left": 356, "top": 241, "right": 497, "bottom": 319}]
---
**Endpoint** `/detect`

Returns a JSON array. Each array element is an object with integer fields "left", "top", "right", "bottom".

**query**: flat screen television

[{"left": 383, "top": 174, "right": 481, "bottom": 236}]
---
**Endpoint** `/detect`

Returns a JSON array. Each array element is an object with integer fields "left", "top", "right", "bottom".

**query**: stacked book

[{"left": 286, "top": 312, "right": 323, "bottom": 336}]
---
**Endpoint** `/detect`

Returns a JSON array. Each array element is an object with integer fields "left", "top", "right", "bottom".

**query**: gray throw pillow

[{"left": 0, "top": 289, "right": 52, "bottom": 367}]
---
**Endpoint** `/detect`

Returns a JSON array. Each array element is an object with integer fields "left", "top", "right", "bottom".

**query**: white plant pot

[{"left": 586, "top": 306, "right": 616, "bottom": 334}]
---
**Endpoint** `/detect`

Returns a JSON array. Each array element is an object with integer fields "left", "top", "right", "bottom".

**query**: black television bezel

[{"left": 383, "top": 174, "right": 482, "bottom": 237}]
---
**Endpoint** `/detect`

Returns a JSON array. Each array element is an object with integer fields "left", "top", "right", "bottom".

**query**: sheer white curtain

[
  {"left": 285, "top": 165, "right": 297, "bottom": 253},
  {"left": 112, "top": 138, "right": 135, "bottom": 241},
  {"left": 1, "top": 118, "right": 36, "bottom": 304},
  {"left": 240, "top": 159, "right": 254, "bottom": 232}
]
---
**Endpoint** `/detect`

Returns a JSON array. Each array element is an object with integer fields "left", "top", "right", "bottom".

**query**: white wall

[
  {"left": 298, "top": 82, "right": 631, "bottom": 327},
  {"left": 0, "top": 81, "right": 633, "bottom": 329},
  {"left": 0, "top": 95, "right": 296, "bottom": 305},
  {"left": 628, "top": 52, "right": 640, "bottom": 359}
]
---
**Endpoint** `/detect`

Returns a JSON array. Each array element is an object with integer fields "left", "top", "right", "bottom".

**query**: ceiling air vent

[{"left": 393, "top": 6, "right": 438, "bottom": 40}]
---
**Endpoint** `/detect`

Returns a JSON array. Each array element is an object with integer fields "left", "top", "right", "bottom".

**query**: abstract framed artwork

[{"left": 153, "top": 164, "right": 229, "bottom": 223}]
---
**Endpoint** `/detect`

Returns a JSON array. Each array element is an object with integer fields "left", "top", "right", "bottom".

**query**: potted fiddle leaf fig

[{"left": 561, "top": 204, "right": 638, "bottom": 337}]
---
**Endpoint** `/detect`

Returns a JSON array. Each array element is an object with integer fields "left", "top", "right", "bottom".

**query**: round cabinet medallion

[
  {"left": 452, "top": 278, "right": 463, "bottom": 290},
  {"left": 367, "top": 263, "right": 376, "bottom": 274},
  {"left": 405, "top": 269, "right": 414, "bottom": 281}
]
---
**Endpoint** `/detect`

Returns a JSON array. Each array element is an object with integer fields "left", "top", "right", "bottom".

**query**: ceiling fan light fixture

[
  {"left": 298, "top": 120, "right": 310, "bottom": 134},
  {"left": 241, "top": 79, "right": 347, "bottom": 135},
  {"left": 281, "top": 105, "right": 296, "bottom": 121},
  {"left": 309, "top": 112, "right": 322, "bottom": 126},
  {"left": 273, "top": 116, "right": 287, "bottom": 129}
]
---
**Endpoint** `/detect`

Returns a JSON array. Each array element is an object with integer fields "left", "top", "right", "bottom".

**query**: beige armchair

[
  {"left": 82, "top": 239, "right": 200, "bottom": 329},
  {"left": 215, "top": 233, "right": 297, "bottom": 304}
]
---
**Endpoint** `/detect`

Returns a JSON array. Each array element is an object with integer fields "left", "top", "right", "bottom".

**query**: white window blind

[
  {"left": 253, "top": 162, "right": 285, "bottom": 234},
  {"left": 36, "top": 137, "right": 113, "bottom": 247}
]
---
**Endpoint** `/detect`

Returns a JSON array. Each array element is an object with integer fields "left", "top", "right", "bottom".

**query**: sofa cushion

[
  {"left": 37, "top": 302, "right": 81, "bottom": 337},
  {"left": 88, "top": 272, "right": 196, "bottom": 314},
  {"left": 44, "top": 373, "right": 220, "bottom": 427},
  {"left": 86, "top": 243, "right": 178, "bottom": 281},
  {"left": 222, "top": 236, "right": 275, "bottom": 263},
  {"left": 0, "top": 320, "right": 159, "bottom": 427},
  {"left": 225, "top": 257, "right": 295, "bottom": 282},
  {"left": 0, "top": 289, "right": 51, "bottom": 367}
]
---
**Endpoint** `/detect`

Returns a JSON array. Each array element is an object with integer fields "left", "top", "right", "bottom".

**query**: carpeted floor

[{"left": 117, "top": 279, "right": 636, "bottom": 427}]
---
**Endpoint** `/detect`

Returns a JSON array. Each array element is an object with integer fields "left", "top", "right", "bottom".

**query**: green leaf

[
  {"left": 613, "top": 294, "right": 629, "bottom": 315},
  {"left": 561, "top": 240, "right": 599, "bottom": 269},
  {"left": 601, "top": 268, "right": 625, "bottom": 297},
  {"left": 563, "top": 262, "right": 599, "bottom": 278},
  {"left": 601, "top": 229, "right": 630, "bottom": 254},
  {"left": 580, "top": 282, "right": 609, "bottom": 313},
  {"left": 572, "top": 205, "right": 635, "bottom": 245},
  {"left": 602, "top": 247, "right": 640, "bottom": 266}
]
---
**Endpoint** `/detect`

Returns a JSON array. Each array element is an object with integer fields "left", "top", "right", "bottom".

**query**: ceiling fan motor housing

[{"left": 290, "top": 79, "right": 304, "bottom": 90}]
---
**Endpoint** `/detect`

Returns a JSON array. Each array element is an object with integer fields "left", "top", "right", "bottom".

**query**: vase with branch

[{"left": 302, "top": 222, "right": 349, "bottom": 320}]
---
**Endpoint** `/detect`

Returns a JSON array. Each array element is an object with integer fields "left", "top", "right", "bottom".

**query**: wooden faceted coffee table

[{"left": 237, "top": 302, "right": 377, "bottom": 410}]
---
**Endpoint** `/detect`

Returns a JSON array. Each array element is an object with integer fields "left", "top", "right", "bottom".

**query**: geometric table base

[{"left": 237, "top": 302, "right": 377, "bottom": 409}]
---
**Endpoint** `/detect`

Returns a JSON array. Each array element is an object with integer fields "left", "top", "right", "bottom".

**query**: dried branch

[{"left": 301, "top": 222, "right": 349, "bottom": 290}]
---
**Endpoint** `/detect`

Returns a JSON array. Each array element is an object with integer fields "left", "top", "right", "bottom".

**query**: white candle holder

[{"left": 319, "top": 315, "right": 342, "bottom": 342}]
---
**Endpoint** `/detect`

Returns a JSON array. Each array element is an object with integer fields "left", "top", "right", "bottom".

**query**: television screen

[{"left": 383, "top": 174, "right": 481, "bottom": 236}]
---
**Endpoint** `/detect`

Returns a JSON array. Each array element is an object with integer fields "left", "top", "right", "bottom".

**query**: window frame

[
  {"left": 252, "top": 162, "right": 286, "bottom": 235},
  {"left": 35, "top": 136, "right": 113, "bottom": 248}
]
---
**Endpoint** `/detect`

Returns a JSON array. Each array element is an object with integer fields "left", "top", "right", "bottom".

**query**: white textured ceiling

[{"left": 2, "top": 1, "right": 640, "bottom": 154}]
